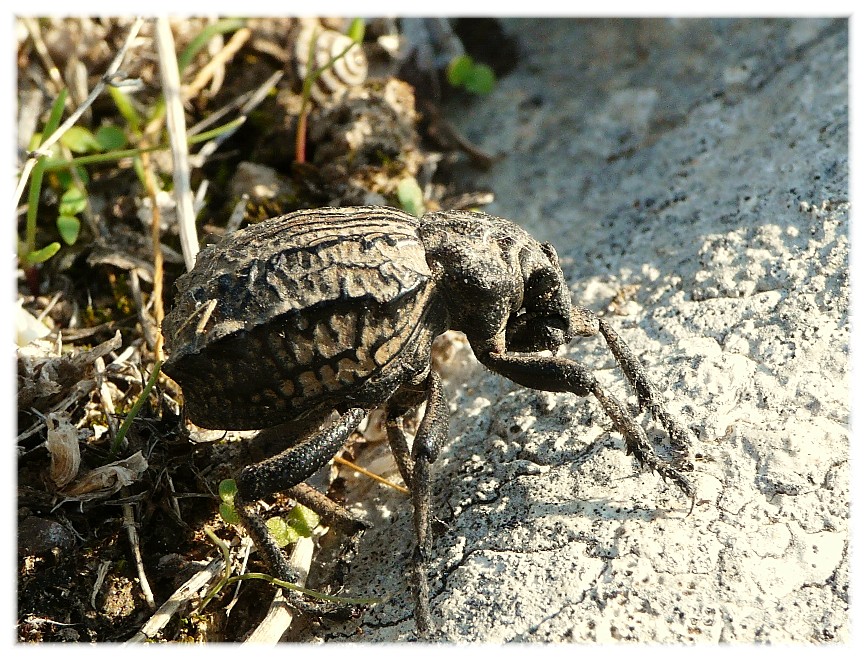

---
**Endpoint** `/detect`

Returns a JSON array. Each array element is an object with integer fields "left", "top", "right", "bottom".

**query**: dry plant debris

[{"left": 16, "top": 16, "right": 503, "bottom": 642}]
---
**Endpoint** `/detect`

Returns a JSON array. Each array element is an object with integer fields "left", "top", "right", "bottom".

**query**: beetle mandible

[{"left": 161, "top": 205, "right": 694, "bottom": 636}]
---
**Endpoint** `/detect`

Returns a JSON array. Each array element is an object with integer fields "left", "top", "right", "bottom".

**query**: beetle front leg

[
  {"left": 596, "top": 317, "right": 691, "bottom": 458},
  {"left": 386, "top": 371, "right": 448, "bottom": 637},
  {"left": 478, "top": 349, "right": 694, "bottom": 504},
  {"left": 563, "top": 306, "right": 692, "bottom": 462}
]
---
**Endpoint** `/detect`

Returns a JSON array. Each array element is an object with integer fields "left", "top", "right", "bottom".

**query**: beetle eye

[
  {"left": 540, "top": 242, "right": 559, "bottom": 266},
  {"left": 524, "top": 267, "right": 558, "bottom": 305}
]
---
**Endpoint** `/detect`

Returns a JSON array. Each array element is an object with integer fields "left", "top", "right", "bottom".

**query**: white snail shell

[
  {"left": 45, "top": 413, "right": 81, "bottom": 489},
  {"left": 294, "top": 24, "right": 368, "bottom": 106}
]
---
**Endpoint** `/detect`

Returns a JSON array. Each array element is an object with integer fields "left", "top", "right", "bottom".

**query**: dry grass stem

[
  {"left": 13, "top": 17, "right": 146, "bottom": 212},
  {"left": 334, "top": 455, "right": 410, "bottom": 495},
  {"left": 94, "top": 355, "right": 119, "bottom": 439},
  {"left": 20, "top": 18, "right": 73, "bottom": 110},
  {"left": 224, "top": 536, "right": 253, "bottom": 617},
  {"left": 128, "top": 270, "right": 155, "bottom": 351},
  {"left": 140, "top": 151, "right": 165, "bottom": 360},
  {"left": 155, "top": 18, "right": 199, "bottom": 271},
  {"left": 225, "top": 196, "right": 249, "bottom": 235},
  {"left": 191, "top": 70, "right": 283, "bottom": 166},
  {"left": 164, "top": 473, "right": 182, "bottom": 521},
  {"left": 244, "top": 536, "right": 316, "bottom": 643},
  {"left": 183, "top": 27, "right": 251, "bottom": 101},
  {"left": 90, "top": 560, "right": 112, "bottom": 610},
  {"left": 125, "top": 556, "right": 226, "bottom": 643},
  {"left": 123, "top": 502, "right": 157, "bottom": 610}
]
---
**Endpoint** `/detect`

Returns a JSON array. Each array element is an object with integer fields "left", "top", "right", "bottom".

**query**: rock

[
  {"left": 18, "top": 516, "right": 75, "bottom": 557},
  {"left": 311, "top": 18, "right": 848, "bottom": 643}
]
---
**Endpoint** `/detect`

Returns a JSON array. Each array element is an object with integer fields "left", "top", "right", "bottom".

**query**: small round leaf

[
  {"left": 347, "top": 18, "right": 365, "bottom": 44},
  {"left": 59, "top": 187, "right": 87, "bottom": 216},
  {"left": 288, "top": 504, "right": 320, "bottom": 537},
  {"left": 95, "top": 125, "right": 127, "bottom": 151},
  {"left": 447, "top": 55, "right": 474, "bottom": 87},
  {"left": 464, "top": 63, "right": 496, "bottom": 95},
  {"left": 61, "top": 126, "right": 101, "bottom": 153},
  {"left": 218, "top": 478, "right": 238, "bottom": 504},
  {"left": 219, "top": 502, "right": 241, "bottom": 525},
  {"left": 266, "top": 516, "right": 300, "bottom": 548},
  {"left": 56, "top": 215, "right": 81, "bottom": 245},
  {"left": 397, "top": 177, "right": 425, "bottom": 217}
]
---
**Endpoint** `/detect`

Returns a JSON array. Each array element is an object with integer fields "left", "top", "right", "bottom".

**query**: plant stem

[{"left": 111, "top": 360, "right": 162, "bottom": 456}]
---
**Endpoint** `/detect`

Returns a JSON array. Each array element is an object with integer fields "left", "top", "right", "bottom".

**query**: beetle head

[
  {"left": 505, "top": 240, "right": 575, "bottom": 352},
  {"left": 421, "top": 210, "right": 575, "bottom": 353}
]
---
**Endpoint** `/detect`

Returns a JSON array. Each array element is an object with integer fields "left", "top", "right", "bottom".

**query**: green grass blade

[{"left": 177, "top": 18, "right": 247, "bottom": 73}]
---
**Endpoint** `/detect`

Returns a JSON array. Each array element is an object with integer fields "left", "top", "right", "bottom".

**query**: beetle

[{"left": 161, "top": 205, "right": 694, "bottom": 636}]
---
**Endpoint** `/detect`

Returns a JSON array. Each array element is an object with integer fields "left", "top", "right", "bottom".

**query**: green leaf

[
  {"left": 108, "top": 86, "right": 142, "bottom": 133},
  {"left": 51, "top": 168, "right": 72, "bottom": 190},
  {"left": 266, "top": 516, "right": 300, "bottom": 548},
  {"left": 75, "top": 165, "right": 90, "bottom": 185},
  {"left": 110, "top": 360, "right": 162, "bottom": 455},
  {"left": 95, "top": 124, "right": 127, "bottom": 151},
  {"left": 61, "top": 126, "right": 101, "bottom": 153},
  {"left": 397, "top": 177, "right": 426, "bottom": 217},
  {"left": 26, "top": 242, "right": 61, "bottom": 264},
  {"left": 219, "top": 502, "right": 241, "bottom": 525},
  {"left": 287, "top": 504, "right": 320, "bottom": 537},
  {"left": 347, "top": 18, "right": 365, "bottom": 44},
  {"left": 218, "top": 479, "right": 238, "bottom": 504},
  {"left": 41, "top": 90, "right": 68, "bottom": 146},
  {"left": 56, "top": 215, "right": 81, "bottom": 245},
  {"left": 20, "top": 91, "right": 67, "bottom": 267},
  {"left": 464, "top": 63, "right": 496, "bottom": 95},
  {"left": 447, "top": 54, "right": 474, "bottom": 87},
  {"left": 59, "top": 186, "right": 87, "bottom": 216},
  {"left": 28, "top": 132, "right": 43, "bottom": 151},
  {"left": 50, "top": 165, "right": 90, "bottom": 190}
]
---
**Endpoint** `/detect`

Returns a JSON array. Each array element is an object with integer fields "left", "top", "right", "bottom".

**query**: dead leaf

[{"left": 60, "top": 451, "right": 148, "bottom": 502}]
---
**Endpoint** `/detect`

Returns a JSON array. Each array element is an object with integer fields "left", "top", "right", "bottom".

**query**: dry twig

[{"left": 125, "top": 557, "right": 226, "bottom": 643}]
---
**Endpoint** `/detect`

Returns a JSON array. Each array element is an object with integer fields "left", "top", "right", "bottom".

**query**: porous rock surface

[{"left": 313, "top": 18, "right": 849, "bottom": 643}]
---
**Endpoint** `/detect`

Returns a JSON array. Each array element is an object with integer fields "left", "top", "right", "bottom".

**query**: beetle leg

[
  {"left": 567, "top": 306, "right": 691, "bottom": 460},
  {"left": 478, "top": 349, "right": 694, "bottom": 505},
  {"left": 385, "top": 412, "right": 416, "bottom": 491},
  {"left": 234, "top": 407, "right": 367, "bottom": 610},
  {"left": 596, "top": 317, "right": 692, "bottom": 458},
  {"left": 385, "top": 372, "right": 447, "bottom": 637},
  {"left": 409, "top": 370, "right": 447, "bottom": 637}
]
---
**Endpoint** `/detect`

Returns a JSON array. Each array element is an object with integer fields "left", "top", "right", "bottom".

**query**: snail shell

[
  {"left": 294, "top": 24, "right": 368, "bottom": 106},
  {"left": 45, "top": 413, "right": 81, "bottom": 489}
]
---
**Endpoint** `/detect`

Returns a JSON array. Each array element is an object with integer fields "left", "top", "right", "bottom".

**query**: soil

[{"left": 15, "top": 17, "right": 503, "bottom": 643}]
